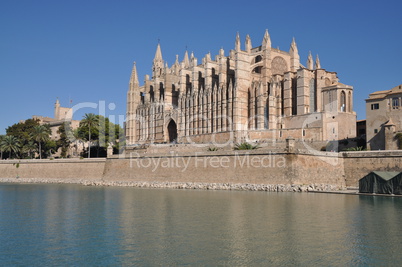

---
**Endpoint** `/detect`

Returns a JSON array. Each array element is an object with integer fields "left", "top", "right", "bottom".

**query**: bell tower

[
  {"left": 126, "top": 62, "right": 140, "bottom": 144},
  {"left": 54, "top": 98, "right": 60, "bottom": 120}
]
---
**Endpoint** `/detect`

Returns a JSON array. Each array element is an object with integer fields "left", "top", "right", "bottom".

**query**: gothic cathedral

[{"left": 126, "top": 30, "right": 356, "bottom": 145}]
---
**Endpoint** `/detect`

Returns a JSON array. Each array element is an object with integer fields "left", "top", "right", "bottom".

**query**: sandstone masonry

[
  {"left": 0, "top": 150, "right": 401, "bottom": 190},
  {"left": 126, "top": 31, "right": 356, "bottom": 147}
]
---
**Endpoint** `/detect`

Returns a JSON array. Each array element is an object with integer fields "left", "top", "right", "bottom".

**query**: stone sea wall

[
  {"left": 0, "top": 150, "right": 401, "bottom": 190},
  {"left": 0, "top": 158, "right": 105, "bottom": 180},
  {"left": 342, "top": 150, "right": 402, "bottom": 186},
  {"left": 102, "top": 151, "right": 345, "bottom": 187}
]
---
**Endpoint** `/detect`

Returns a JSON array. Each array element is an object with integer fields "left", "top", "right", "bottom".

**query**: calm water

[{"left": 0, "top": 184, "right": 401, "bottom": 266}]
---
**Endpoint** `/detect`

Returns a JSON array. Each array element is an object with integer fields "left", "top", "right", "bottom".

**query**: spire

[
  {"left": 315, "top": 54, "right": 321, "bottom": 69},
  {"left": 183, "top": 50, "right": 189, "bottom": 68},
  {"left": 152, "top": 43, "right": 164, "bottom": 78},
  {"left": 129, "top": 62, "right": 139, "bottom": 90},
  {"left": 307, "top": 51, "right": 313, "bottom": 69},
  {"left": 289, "top": 37, "right": 300, "bottom": 72},
  {"left": 235, "top": 32, "right": 241, "bottom": 51},
  {"left": 206, "top": 52, "right": 211, "bottom": 61},
  {"left": 262, "top": 29, "right": 271, "bottom": 49},
  {"left": 245, "top": 34, "right": 252, "bottom": 53},
  {"left": 175, "top": 55, "right": 179, "bottom": 65},
  {"left": 219, "top": 47, "right": 224, "bottom": 57},
  {"left": 190, "top": 52, "right": 197, "bottom": 67},
  {"left": 289, "top": 37, "right": 298, "bottom": 55},
  {"left": 55, "top": 98, "right": 60, "bottom": 105},
  {"left": 172, "top": 55, "right": 179, "bottom": 74},
  {"left": 153, "top": 43, "right": 163, "bottom": 62}
]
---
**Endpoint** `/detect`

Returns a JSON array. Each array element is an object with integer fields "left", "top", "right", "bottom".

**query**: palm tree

[
  {"left": 80, "top": 113, "right": 99, "bottom": 158},
  {"left": 0, "top": 135, "right": 4, "bottom": 159},
  {"left": 31, "top": 125, "right": 50, "bottom": 159},
  {"left": 22, "top": 141, "right": 37, "bottom": 159},
  {"left": 0, "top": 135, "right": 21, "bottom": 159},
  {"left": 72, "top": 128, "right": 83, "bottom": 157}
]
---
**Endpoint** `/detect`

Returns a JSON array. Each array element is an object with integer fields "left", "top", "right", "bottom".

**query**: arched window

[
  {"left": 198, "top": 71, "right": 205, "bottom": 91},
  {"left": 172, "top": 84, "right": 178, "bottom": 107},
  {"left": 159, "top": 82, "right": 164, "bottom": 101},
  {"left": 252, "top": 66, "right": 262, "bottom": 74},
  {"left": 150, "top": 86, "right": 155, "bottom": 102},
  {"left": 247, "top": 90, "right": 251, "bottom": 129},
  {"left": 254, "top": 87, "right": 258, "bottom": 129},
  {"left": 264, "top": 98, "right": 269, "bottom": 129},
  {"left": 340, "top": 91, "right": 346, "bottom": 112},
  {"left": 291, "top": 78, "right": 297, "bottom": 115},
  {"left": 186, "top": 74, "right": 192, "bottom": 94},
  {"left": 309, "top": 78, "right": 316, "bottom": 113},
  {"left": 348, "top": 91, "right": 352, "bottom": 112},
  {"left": 212, "top": 68, "right": 219, "bottom": 89},
  {"left": 255, "top": 55, "right": 262, "bottom": 63}
]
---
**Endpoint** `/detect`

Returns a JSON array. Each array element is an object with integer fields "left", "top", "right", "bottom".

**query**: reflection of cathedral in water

[{"left": 125, "top": 31, "right": 356, "bottom": 145}]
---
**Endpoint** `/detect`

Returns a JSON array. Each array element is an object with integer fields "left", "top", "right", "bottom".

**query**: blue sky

[{"left": 1, "top": 0, "right": 401, "bottom": 134}]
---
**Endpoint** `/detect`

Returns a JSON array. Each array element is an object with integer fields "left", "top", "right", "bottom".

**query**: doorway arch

[{"left": 167, "top": 119, "right": 178, "bottom": 143}]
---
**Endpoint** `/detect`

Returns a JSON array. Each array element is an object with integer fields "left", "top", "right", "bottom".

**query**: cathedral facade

[{"left": 126, "top": 30, "right": 356, "bottom": 145}]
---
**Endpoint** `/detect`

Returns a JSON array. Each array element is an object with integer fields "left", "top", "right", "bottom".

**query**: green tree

[
  {"left": 77, "top": 114, "right": 124, "bottom": 157},
  {"left": 80, "top": 113, "right": 99, "bottom": 158},
  {"left": 30, "top": 125, "right": 51, "bottom": 159},
  {"left": 57, "top": 123, "right": 72, "bottom": 158},
  {"left": 113, "top": 123, "right": 125, "bottom": 154},
  {"left": 44, "top": 140, "right": 57, "bottom": 158},
  {"left": 72, "top": 128, "right": 84, "bottom": 157},
  {"left": 22, "top": 141, "right": 37, "bottom": 159},
  {"left": 97, "top": 117, "right": 124, "bottom": 156},
  {"left": 0, "top": 135, "right": 21, "bottom": 159},
  {"left": 0, "top": 135, "right": 5, "bottom": 160},
  {"left": 0, "top": 135, "right": 5, "bottom": 159},
  {"left": 6, "top": 119, "right": 41, "bottom": 158},
  {"left": 6, "top": 119, "right": 40, "bottom": 143}
]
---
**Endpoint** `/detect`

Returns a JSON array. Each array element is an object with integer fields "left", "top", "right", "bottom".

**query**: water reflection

[{"left": 0, "top": 184, "right": 401, "bottom": 266}]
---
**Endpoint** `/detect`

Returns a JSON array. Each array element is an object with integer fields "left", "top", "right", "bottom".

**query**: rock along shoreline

[{"left": 0, "top": 178, "right": 343, "bottom": 192}]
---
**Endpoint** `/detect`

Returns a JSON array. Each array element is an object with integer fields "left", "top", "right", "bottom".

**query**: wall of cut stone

[
  {"left": 1, "top": 151, "right": 401, "bottom": 189},
  {"left": 0, "top": 159, "right": 105, "bottom": 180},
  {"left": 102, "top": 151, "right": 345, "bottom": 187},
  {"left": 342, "top": 151, "right": 402, "bottom": 187}
]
